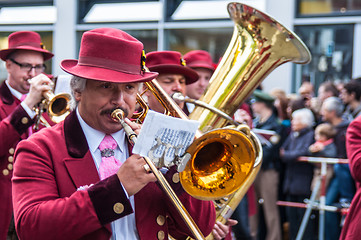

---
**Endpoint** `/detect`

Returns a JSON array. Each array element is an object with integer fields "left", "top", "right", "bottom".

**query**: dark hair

[
  {"left": 320, "top": 81, "right": 339, "bottom": 97},
  {"left": 289, "top": 97, "right": 306, "bottom": 113},
  {"left": 343, "top": 80, "right": 361, "bottom": 100}
]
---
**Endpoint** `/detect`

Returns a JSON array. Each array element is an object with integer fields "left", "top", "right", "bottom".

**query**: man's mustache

[{"left": 101, "top": 107, "right": 128, "bottom": 118}]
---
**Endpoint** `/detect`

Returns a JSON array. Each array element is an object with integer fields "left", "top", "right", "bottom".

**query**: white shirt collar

[
  {"left": 5, "top": 80, "right": 24, "bottom": 100},
  {"left": 76, "top": 108, "right": 126, "bottom": 154}
]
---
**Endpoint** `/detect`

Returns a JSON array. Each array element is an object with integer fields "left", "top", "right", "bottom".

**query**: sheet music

[{"left": 132, "top": 110, "right": 199, "bottom": 167}]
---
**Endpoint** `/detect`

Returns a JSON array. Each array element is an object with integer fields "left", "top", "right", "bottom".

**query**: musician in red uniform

[
  {"left": 340, "top": 113, "right": 361, "bottom": 239},
  {"left": 183, "top": 50, "right": 215, "bottom": 114},
  {"left": 12, "top": 28, "right": 215, "bottom": 240},
  {"left": 0, "top": 31, "right": 54, "bottom": 240}
]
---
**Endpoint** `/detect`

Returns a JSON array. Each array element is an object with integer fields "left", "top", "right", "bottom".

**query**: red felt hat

[
  {"left": 183, "top": 50, "right": 215, "bottom": 72},
  {"left": 61, "top": 28, "right": 158, "bottom": 83},
  {"left": 146, "top": 51, "right": 198, "bottom": 85},
  {"left": 0, "top": 31, "right": 54, "bottom": 61}
]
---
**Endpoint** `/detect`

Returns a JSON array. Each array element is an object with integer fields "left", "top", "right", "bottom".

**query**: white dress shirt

[{"left": 76, "top": 108, "right": 139, "bottom": 240}]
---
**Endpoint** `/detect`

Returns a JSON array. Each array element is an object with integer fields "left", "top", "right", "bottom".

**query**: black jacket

[
  {"left": 253, "top": 113, "right": 285, "bottom": 171},
  {"left": 281, "top": 127, "right": 315, "bottom": 196}
]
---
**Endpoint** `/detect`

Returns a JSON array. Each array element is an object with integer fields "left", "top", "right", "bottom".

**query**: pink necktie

[
  {"left": 98, "top": 134, "right": 121, "bottom": 180},
  {"left": 20, "top": 95, "right": 33, "bottom": 136}
]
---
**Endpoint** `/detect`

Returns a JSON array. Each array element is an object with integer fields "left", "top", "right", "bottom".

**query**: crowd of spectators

[{"left": 234, "top": 80, "right": 360, "bottom": 240}]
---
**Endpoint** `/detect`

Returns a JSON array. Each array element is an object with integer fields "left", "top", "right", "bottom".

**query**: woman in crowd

[{"left": 280, "top": 108, "right": 316, "bottom": 240}]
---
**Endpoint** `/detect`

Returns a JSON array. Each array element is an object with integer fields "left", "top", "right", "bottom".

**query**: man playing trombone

[
  {"left": 12, "top": 28, "right": 216, "bottom": 240},
  {"left": 0, "top": 30, "right": 54, "bottom": 240}
]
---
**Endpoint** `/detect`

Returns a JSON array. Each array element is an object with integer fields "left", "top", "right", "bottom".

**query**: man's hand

[
  {"left": 234, "top": 109, "right": 252, "bottom": 127},
  {"left": 23, "top": 73, "right": 53, "bottom": 109},
  {"left": 124, "top": 118, "right": 142, "bottom": 135},
  {"left": 117, "top": 154, "right": 157, "bottom": 196},
  {"left": 212, "top": 219, "right": 238, "bottom": 240}
]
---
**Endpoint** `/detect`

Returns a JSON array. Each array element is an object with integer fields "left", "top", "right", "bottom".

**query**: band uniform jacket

[
  {"left": 12, "top": 110, "right": 216, "bottom": 240},
  {"left": 340, "top": 115, "right": 361, "bottom": 239},
  {"left": 0, "top": 82, "right": 53, "bottom": 239}
]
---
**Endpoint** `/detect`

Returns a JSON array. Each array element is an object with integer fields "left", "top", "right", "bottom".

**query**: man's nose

[
  {"left": 199, "top": 78, "right": 208, "bottom": 87},
  {"left": 28, "top": 68, "right": 37, "bottom": 78},
  {"left": 172, "top": 81, "right": 183, "bottom": 92},
  {"left": 112, "top": 91, "right": 125, "bottom": 105}
]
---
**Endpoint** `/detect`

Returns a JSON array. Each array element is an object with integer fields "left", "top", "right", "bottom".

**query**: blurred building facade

[{"left": 0, "top": 0, "right": 359, "bottom": 94}]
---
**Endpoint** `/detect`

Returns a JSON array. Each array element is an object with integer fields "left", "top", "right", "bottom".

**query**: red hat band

[{"left": 11, "top": 41, "right": 43, "bottom": 49}]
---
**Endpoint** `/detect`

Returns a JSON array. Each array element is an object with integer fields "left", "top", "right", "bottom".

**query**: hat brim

[
  {"left": 0, "top": 46, "right": 54, "bottom": 61},
  {"left": 61, "top": 59, "right": 158, "bottom": 83},
  {"left": 187, "top": 63, "right": 215, "bottom": 72},
  {"left": 148, "top": 64, "right": 198, "bottom": 85}
]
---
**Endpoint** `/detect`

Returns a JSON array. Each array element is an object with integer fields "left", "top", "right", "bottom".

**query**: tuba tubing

[
  {"left": 123, "top": 2, "right": 311, "bottom": 239},
  {"left": 181, "top": 2, "right": 311, "bottom": 239}
]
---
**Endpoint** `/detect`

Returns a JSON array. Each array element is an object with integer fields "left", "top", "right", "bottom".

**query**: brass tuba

[
  {"left": 117, "top": 2, "right": 311, "bottom": 239},
  {"left": 178, "top": 1, "right": 311, "bottom": 232}
]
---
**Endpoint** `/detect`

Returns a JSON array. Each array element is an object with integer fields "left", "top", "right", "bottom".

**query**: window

[
  {"left": 167, "top": 27, "right": 233, "bottom": 63},
  {"left": 297, "top": 0, "right": 361, "bottom": 16},
  {"left": 294, "top": 25, "right": 354, "bottom": 92}
]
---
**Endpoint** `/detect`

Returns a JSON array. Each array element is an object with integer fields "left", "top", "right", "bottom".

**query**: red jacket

[
  {"left": 0, "top": 82, "right": 52, "bottom": 240},
  {"left": 340, "top": 115, "right": 361, "bottom": 239},
  {"left": 12, "top": 110, "right": 215, "bottom": 240}
]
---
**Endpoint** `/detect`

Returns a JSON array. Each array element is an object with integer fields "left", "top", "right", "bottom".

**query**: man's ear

[
  {"left": 5, "top": 59, "right": 11, "bottom": 71},
  {"left": 74, "top": 90, "right": 82, "bottom": 102},
  {"left": 351, "top": 92, "right": 356, "bottom": 99}
]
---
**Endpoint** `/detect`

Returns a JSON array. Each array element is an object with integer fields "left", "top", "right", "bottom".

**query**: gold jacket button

[
  {"left": 172, "top": 173, "right": 180, "bottom": 184},
  {"left": 9, "top": 148, "right": 15, "bottom": 155},
  {"left": 21, "top": 117, "right": 29, "bottom": 124},
  {"left": 3, "top": 169, "right": 9, "bottom": 176},
  {"left": 156, "top": 215, "right": 165, "bottom": 226},
  {"left": 157, "top": 230, "right": 165, "bottom": 240},
  {"left": 113, "top": 203, "right": 124, "bottom": 214},
  {"left": 8, "top": 156, "right": 14, "bottom": 163},
  {"left": 8, "top": 164, "right": 13, "bottom": 171}
]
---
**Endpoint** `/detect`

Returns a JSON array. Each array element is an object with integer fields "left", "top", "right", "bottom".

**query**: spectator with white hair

[{"left": 280, "top": 108, "right": 316, "bottom": 240}]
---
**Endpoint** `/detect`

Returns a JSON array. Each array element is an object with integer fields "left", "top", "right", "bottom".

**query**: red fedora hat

[
  {"left": 0, "top": 31, "right": 54, "bottom": 61},
  {"left": 146, "top": 51, "right": 198, "bottom": 85},
  {"left": 61, "top": 28, "right": 158, "bottom": 83},
  {"left": 183, "top": 50, "right": 215, "bottom": 72}
]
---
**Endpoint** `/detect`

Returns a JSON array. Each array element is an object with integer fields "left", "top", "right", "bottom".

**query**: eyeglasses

[{"left": 9, "top": 58, "right": 46, "bottom": 73}]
